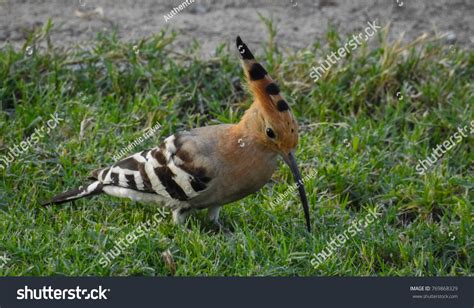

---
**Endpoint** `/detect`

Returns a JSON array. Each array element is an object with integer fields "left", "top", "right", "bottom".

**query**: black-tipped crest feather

[{"left": 236, "top": 36, "right": 254, "bottom": 60}]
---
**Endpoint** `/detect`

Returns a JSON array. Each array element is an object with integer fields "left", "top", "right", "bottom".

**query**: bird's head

[{"left": 236, "top": 36, "right": 311, "bottom": 232}]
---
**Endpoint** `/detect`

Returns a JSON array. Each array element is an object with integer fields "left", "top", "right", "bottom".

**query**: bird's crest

[{"left": 236, "top": 36, "right": 290, "bottom": 114}]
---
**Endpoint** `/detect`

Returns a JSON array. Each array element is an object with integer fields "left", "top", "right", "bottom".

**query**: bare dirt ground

[{"left": 0, "top": 0, "right": 472, "bottom": 56}]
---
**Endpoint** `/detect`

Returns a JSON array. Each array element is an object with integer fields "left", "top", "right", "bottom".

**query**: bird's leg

[
  {"left": 172, "top": 208, "right": 191, "bottom": 225},
  {"left": 207, "top": 206, "right": 221, "bottom": 224},
  {"left": 208, "top": 206, "right": 232, "bottom": 233}
]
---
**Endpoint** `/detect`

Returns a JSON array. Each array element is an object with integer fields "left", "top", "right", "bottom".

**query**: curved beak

[{"left": 282, "top": 150, "right": 311, "bottom": 232}]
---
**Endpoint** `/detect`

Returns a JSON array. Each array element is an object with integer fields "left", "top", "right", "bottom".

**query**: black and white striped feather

[{"left": 42, "top": 133, "right": 212, "bottom": 206}]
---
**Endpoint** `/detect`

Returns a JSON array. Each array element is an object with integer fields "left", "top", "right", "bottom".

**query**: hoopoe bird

[{"left": 42, "top": 36, "right": 311, "bottom": 232}]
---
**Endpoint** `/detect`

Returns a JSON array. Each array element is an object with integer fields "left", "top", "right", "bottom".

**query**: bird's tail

[{"left": 41, "top": 181, "right": 104, "bottom": 206}]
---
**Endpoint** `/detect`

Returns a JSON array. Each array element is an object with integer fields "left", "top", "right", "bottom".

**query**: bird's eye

[{"left": 266, "top": 128, "right": 276, "bottom": 139}]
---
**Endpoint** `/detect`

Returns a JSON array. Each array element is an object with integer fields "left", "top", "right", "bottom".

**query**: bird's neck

[
  {"left": 216, "top": 107, "right": 277, "bottom": 194},
  {"left": 234, "top": 104, "right": 264, "bottom": 144}
]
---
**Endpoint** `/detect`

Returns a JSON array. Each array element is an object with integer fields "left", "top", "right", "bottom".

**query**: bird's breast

[{"left": 191, "top": 133, "right": 278, "bottom": 207}]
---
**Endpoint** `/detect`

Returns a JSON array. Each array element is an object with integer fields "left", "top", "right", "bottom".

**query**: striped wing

[{"left": 91, "top": 133, "right": 212, "bottom": 201}]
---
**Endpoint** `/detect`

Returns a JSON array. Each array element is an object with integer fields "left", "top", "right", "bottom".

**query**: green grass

[{"left": 0, "top": 20, "right": 472, "bottom": 276}]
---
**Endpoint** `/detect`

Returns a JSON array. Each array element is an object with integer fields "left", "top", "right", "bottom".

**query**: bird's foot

[{"left": 210, "top": 221, "right": 233, "bottom": 234}]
